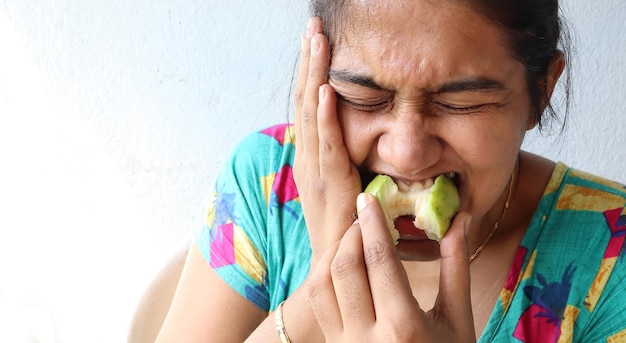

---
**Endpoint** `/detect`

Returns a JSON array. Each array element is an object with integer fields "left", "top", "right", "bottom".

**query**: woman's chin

[{"left": 395, "top": 239, "right": 442, "bottom": 261}]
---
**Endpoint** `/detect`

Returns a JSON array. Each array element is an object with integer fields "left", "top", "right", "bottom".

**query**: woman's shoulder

[
  {"left": 520, "top": 159, "right": 626, "bottom": 279},
  {"left": 226, "top": 123, "right": 296, "bottom": 170},
  {"left": 541, "top": 162, "right": 626, "bottom": 211},
  {"left": 232, "top": 123, "right": 295, "bottom": 152},
  {"left": 525, "top": 161, "right": 626, "bottom": 286},
  {"left": 539, "top": 162, "right": 626, "bottom": 226},
  {"left": 520, "top": 152, "right": 626, "bottom": 202},
  {"left": 529, "top": 160, "right": 626, "bottom": 239}
]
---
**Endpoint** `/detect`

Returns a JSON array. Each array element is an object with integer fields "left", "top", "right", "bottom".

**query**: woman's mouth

[
  {"left": 390, "top": 171, "right": 462, "bottom": 241},
  {"left": 361, "top": 171, "right": 460, "bottom": 191}
]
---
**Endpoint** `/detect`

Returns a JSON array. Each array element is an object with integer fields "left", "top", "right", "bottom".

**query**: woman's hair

[{"left": 309, "top": 0, "right": 573, "bottom": 132}]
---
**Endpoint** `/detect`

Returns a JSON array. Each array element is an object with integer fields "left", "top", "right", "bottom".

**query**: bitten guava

[{"left": 364, "top": 174, "right": 460, "bottom": 243}]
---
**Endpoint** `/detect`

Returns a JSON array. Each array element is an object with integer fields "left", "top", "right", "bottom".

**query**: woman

[{"left": 156, "top": 0, "right": 626, "bottom": 341}]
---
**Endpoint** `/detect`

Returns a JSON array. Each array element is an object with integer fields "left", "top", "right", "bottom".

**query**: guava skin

[{"left": 364, "top": 174, "right": 460, "bottom": 243}]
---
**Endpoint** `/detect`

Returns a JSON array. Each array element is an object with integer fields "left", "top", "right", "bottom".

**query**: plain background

[{"left": 0, "top": 1, "right": 624, "bottom": 342}]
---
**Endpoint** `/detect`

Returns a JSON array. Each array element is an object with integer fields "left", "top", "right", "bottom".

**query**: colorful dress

[{"left": 196, "top": 124, "right": 626, "bottom": 342}]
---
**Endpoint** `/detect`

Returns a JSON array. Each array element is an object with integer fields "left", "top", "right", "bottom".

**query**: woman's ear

[
  {"left": 544, "top": 50, "right": 566, "bottom": 101},
  {"left": 527, "top": 51, "right": 566, "bottom": 130}
]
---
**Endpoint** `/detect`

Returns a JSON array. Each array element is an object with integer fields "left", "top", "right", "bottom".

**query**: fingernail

[
  {"left": 311, "top": 36, "right": 320, "bottom": 54},
  {"left": 306, "top": 18, "right": 315, "bottom": 38},
  {"left": 464, "top": 215, "right": 472, "bottom": 237},
  {"left": 318, "top": 85, "right": 326, "bottom": 101},
  {"left": 357, "top": 193, "right": 369, "bottom": 213}
]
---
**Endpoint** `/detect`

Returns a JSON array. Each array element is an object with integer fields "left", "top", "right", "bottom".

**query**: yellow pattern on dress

[
  {"left": 570, "top": 169, "right": 626, "bottom": 194},
  {"left": 584, "top": 256, "right": 618, "bottom": 312},
  {"left": 557, "top": 184, "right": 624, "bottom": 212},
  {"left": 499, "top": 288, "right": 513, "bottom": 314},
  {"left": 283, "top": 125, "right": 296, "bottom": 145},
  {"left": 205, "top": 191, "right": 218, "bottom": 227},
  {"left": 234, "top": 223, "right": 267, "bottom": 284},
  {"left": 261, "top": 173, "right": 276, "bottom": 205},
  {"left": 557, "top": 305, "right": 580, "bottom": 343},
  {"left": 608, "top": 329, "right": 626, "bottom": 343},
  {"left": 544, "top": 162, "right": 569, "bottom": 195},
  {"left": 522, "top": 249, "right": 537, "bottom": 281}
]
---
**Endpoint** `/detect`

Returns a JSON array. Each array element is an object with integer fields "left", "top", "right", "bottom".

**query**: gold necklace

[{"left": 469, "top": 168, "right": 516, "bottom": 263}]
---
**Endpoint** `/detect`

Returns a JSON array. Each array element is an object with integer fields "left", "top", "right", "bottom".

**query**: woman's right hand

[
  {"left": 293, "top": 18, "right": 363, "bottom": 268},
  {"left": 307, "top": 194, "right": 476, "bottom": 343}
]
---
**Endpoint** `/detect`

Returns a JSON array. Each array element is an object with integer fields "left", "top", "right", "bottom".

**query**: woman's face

[{"left": 329, "top": 0, "right": 534, "bottom": 260}]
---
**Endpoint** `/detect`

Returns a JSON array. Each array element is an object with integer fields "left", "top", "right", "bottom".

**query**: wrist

[
  {"left": 276, "top": 281, "right": 324, "bottom": 342},
  {"left": 275, "top": 301, "right": 291, "bottom": 343}
]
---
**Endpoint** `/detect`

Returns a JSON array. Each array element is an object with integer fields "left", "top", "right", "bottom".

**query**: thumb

[{"left": 436, "top": 212, "right": 475, "bottom": 329}]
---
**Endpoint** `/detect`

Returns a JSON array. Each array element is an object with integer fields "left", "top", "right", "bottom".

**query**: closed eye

[
  {"left": 337, "top": 94, "right": 392, "bottom": 112},
  {"left": 434, "top": 102, "right": 486, "bottom": 114}
]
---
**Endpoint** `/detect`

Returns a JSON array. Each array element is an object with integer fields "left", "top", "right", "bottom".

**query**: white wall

[
  {"left": 0, "top": 1, "right": 623, "bottom": 342},
  {"left": 522, "top": 2, "right": 626, "bottom": 174}
]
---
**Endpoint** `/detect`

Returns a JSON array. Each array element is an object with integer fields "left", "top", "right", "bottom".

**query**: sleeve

[{"left": 195, "top": 130, "right": 276, "bottom": 311}]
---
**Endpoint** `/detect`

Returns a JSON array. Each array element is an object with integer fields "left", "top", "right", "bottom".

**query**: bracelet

[{"left": 274, "top": 300, "right": 291, "bottom": 343}]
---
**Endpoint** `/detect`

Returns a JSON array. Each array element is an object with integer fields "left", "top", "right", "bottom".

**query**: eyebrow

[
  {"left": 328, "top": 69, "right": 506, "bottom": 93},
  {"left": 436, "top": 79, "right": 506, "bottom": 93},
  {"left": 328, "top": 70, "right": 386, "bottom": 90}
]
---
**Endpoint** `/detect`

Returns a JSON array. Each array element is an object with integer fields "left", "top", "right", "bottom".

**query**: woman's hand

[
  {"left": 293, "top": 18, "right": 362, "bottom": 267},
  {"left": 307, "top": 193, "right": 476, "bottom": 342}
]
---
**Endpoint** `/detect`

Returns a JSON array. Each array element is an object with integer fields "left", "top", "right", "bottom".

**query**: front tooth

[{"left": 447, "top": 172, "right": 456, "bottom": 179}]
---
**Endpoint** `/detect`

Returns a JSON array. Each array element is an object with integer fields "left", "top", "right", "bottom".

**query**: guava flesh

[{"left": 364, "top": 174, "right": 460, "bottom": 243}]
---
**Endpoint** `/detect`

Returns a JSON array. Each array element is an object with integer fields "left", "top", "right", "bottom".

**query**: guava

[{"left": 364, "top": 174, "right": 460, "bottom": 243}]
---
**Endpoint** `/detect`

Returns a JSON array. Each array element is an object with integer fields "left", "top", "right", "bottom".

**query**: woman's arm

[
  {"left": 159, "top": 17, "right": 354, "bottom": 342},
  {"left": 128, "top": 242, "right": 189, "bottom": 342},
  {"left": 155, "top": 241, "right": 325, "bottom": 342},
  {"left": 155, "top": 241, "right": 267, "bottom": 343}
]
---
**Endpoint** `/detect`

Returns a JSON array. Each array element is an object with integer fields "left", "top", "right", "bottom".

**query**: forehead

[
  {"left": 332, "top": 0, "right": 518, "bottom": 90},
  {"left": 340, "top": 0, "right": 501, "bottom": 40}
]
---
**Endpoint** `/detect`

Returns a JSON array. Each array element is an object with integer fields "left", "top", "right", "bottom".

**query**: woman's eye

[
  {"left": 434, "top": 102, "right": 484, "bottom": 114},
  {"left": 337, "top": 95, "right": 391, "bottom": 112}
]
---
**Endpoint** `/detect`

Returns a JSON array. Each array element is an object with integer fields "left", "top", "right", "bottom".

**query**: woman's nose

[{"left": 376, "top": 115, "right": 442, "bottom": 177}]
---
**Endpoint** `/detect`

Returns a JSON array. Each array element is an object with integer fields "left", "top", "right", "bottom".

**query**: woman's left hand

[{"left": 307, "top": 193, "right": 476, "bottom": 343}]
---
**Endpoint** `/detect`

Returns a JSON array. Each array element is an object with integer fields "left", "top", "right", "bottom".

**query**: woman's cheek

[{"left": 337, "top": 108, "right": 376, "bottom": 164}]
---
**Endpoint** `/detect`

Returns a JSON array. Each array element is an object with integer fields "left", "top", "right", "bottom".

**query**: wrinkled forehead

[
  {"left": 327, "top": 0, "right": 519, "bottom": 91},
  {"left": 334, "top": 0, "right": 504, "bottom": 50}
]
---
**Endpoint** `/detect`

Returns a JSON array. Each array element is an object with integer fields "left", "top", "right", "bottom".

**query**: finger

[
  {"left": 299, "top": 32, "right": 330, "bottom": 161},
  {"left": 436, "top": 212, "right": 475, "bottom": 332},
  {"left": 294, "top": 34, "right": 309, "bottom": 157},
  {"left": 317, "top": 84, "right": 351, "bottom": 178},
  {"left": 294, "top": 18, "right": 324, "bottom": 156},
  {"left": 356, "top": 193, "right": 422, "bottom": 318},
  {"left": 317, "top": 84, "right": 361, "bottom": 230},
  {"left": 307, "top": 240, "right": 343, "bottom": 336},
  {"left": 294, "top": 18, "right": 322, "bottom": 114},
  {"left": 294, "top": 19, "right": 315, "bottom": 154},
  {"left": 331, "top": 223, "right": 376, "bottom": 329}
]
